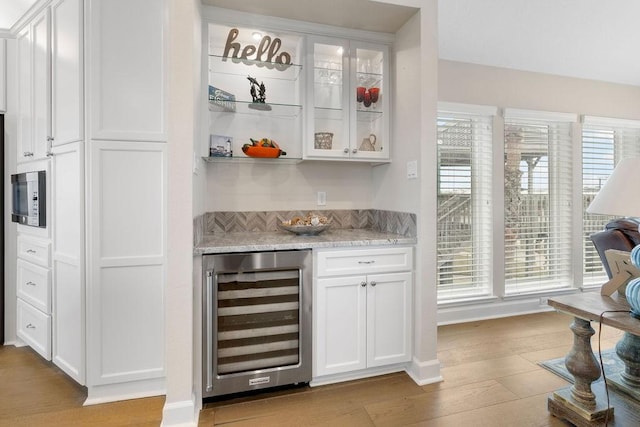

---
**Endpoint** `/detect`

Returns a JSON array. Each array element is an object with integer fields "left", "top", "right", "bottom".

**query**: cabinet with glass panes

[
  {"left": 305, "top": 36, "right": 390, "bottom": 162},
  {"left": 205, "top": 23, "right": 304, "bottom": 163}
]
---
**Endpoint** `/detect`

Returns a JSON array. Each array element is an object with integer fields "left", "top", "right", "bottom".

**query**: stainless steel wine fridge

[{"left": 202, "top": 250, "right": 312, "bottom": 397}]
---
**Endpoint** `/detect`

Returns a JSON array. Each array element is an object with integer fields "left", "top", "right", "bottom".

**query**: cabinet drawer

[
  {"left": 17, "top": 298, "right": 52, "bottom": 360},
  {"left": 17, "top": 259, "right": 51, "bottom": 314},
  {"left": 316, "top": 247, "right": 413, "bottom": 277},
  {"left": 17, "top": 235, "right": 51, "bottom": 267}
]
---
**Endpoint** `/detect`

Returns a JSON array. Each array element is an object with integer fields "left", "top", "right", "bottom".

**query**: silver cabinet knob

[
  {"left": 360, "top": 281, "right": 367, "bottom": 287},
  {"left": 352, "top": 148, "right": 357, "bottom": 154},
  {"left": 343, "top": 148, "right": 349, "bottom": 154},
  {"left": 370, "top": 281, "right": 377, "bottom": 287}
]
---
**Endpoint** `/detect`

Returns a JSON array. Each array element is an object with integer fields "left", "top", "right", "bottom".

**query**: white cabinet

[
  {"left": 0, "top": 39, "right": 6, "bottom": 112},
  {"left": 51, "top": 141, "right": 84, "bottom": 383},
  {"left": 16, "top": 234, "right": 52, "bottom": 360},
  {"left": 314, "top": 247, "right": 412, "bottom": 378},
  {"left": 16, "top": 0, "right": 83, "bottom": 163},
  {"left": 306, "top": 36, "right": 390, "bottom": 162}
]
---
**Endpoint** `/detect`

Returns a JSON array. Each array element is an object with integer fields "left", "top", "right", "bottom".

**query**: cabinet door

[
  {"left": 315, "top": 275, "right": 367, "bottom": 376},
  {"left": 51, "top": 142, "right": 85, "bottom": 383},
  {"left": 350, "top": 41, "right": 389, "bottom": 161},
  {"left": 366, "top": 272, "right": 412, "bottom": 367},
  {"left": 306, "top": 36, "right": 350, "bottom": 158},
  {"left": 17, "top": 25, "right": 33, "bottom": 161},
  {"left": 32, "top": 9, "right": 51, "bottom": 160},
  {"left": 51, "top": 0, "right": 83, "bottom": 147}
]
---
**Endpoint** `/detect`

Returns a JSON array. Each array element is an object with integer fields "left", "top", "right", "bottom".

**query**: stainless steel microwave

[{"left": 11, "top": 171, "right": 46, "bottom": 228}]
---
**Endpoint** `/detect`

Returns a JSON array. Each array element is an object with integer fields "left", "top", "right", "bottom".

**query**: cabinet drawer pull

[
  {"left": 358, "top": 260, "right": 375, "bottom": 265},
  {"left": 343, "top": 148, "right": 349, "bottom": 154},
  {"left": 26, "top": 323, "right": 36, "bottom": 329},
  {"left": 352, "top": 148, "right": 357, "bottom": 154},
  {"left": 23, "top": 152, "right": 34, "bottom": 157},
  {"left": 26, "top": 249, "right": 37, "bottom": 254},
  {"left": 360, "top": 281, "right": 367, "bottom": 287},
  {"left": 26, "top": 281, "right": 37, "bottom": 286},
  {"left": 370, "top": 281, "right": 377, "bottom": 287}
]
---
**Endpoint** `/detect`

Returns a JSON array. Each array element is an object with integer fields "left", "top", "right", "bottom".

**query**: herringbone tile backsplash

[{"left": 195, "top": 210, "right": 416, "bottom": 244}]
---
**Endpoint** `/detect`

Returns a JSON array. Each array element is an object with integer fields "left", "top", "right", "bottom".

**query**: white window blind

[
  {"left": 503, "top": 114, "right": 573, "bottom": 294},
  {"left": 582, "top": 117, "right": 640, "bottom": 286},
  {"left": 436, "top": 110, "right": 493, "bottom": 300}
]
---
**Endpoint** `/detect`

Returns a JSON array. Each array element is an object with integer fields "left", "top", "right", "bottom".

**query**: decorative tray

[{"left": 278, "top": 223, "right": 331, "bottom": 236}]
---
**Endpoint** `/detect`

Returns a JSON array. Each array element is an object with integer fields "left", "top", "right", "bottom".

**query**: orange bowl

[{"left": 242, "top": 146, "right": 285, "bottom": 158}]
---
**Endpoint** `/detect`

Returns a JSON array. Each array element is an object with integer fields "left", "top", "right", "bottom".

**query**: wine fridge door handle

[{"left": 206, "top": 271, "right": 214, "bottom": 393}]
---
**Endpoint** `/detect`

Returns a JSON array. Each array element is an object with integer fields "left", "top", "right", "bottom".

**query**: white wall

[
  {"left": 3, "top": 38, "right": 16, "bottom": 344},
  {"left": 205, "top": 162, "right": 373, "bottom": 211},
  {"left": 439, "top": 59, "right": 640, "bottom": 119},
  {"left": 164, "top": 0, "right": 201, "bottom": 425}
]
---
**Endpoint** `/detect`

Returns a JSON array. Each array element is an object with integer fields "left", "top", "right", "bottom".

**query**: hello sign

[{"left": 222, "top": 28, "right": 293, "bottom": 71}]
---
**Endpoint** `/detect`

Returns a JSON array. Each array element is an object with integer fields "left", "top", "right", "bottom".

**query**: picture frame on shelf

[
  {"left": 209, "top": 135, "right": 233, "bottom": 157},
  {"left": 208, "top": 85, "right": 236, "bottom": 112}
]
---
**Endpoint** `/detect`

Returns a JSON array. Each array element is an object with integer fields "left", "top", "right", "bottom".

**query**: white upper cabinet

[
  {"left": 16, "top": 0, "right": 83, "bottom": 163},
  {"left": 89, "top": 0, "right": 166, "bottom": 142},
  {"left": 306, "top": 36, "right": 390, "bottom": 162},
  {"left": 51, "top": 0, "right": 83, "bottom": 147},
  {"left": 0, "top": 39, "right": 6, "bottom": 112}
]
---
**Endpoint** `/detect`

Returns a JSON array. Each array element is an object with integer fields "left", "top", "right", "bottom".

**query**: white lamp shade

[{"left": 587, "top": 157, "right": 640, "bottom": 217}]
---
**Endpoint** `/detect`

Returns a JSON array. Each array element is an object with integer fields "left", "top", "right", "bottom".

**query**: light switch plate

[
  {"left": 317, "top": 191, "right": 326, "bottom": 206},
  {"left": 407, "top": 160, "right": 418, "bottom": 179}
]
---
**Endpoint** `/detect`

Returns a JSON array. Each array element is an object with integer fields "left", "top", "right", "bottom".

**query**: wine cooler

[{"left": 202, "top": 250, "right": 312, "bottom": 397}]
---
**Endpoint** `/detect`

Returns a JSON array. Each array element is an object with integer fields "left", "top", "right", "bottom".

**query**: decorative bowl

[{"left": 278, "top": 223, "right": 331, "bottom": 236}]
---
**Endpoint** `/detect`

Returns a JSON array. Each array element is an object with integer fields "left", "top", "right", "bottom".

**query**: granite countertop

[{"left": 194, "top": 228, "right": 417, "bottom": 254}]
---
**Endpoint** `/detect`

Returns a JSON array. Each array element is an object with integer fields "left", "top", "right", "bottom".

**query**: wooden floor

[{"left": 0, "top": 311, "right": 625, "bottom": 426}]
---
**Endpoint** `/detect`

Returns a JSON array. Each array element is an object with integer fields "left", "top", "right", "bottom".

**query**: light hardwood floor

[{"left": 0, "top": 311, "right": 624, "bottom": 426}]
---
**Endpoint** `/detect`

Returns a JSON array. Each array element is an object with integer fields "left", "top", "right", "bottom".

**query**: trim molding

[
  {"left": 405, "top": 357, "right": 442, "bottom": 386},
  {"left": 161, "top": 395, "right": 199, "bottom": 427}
]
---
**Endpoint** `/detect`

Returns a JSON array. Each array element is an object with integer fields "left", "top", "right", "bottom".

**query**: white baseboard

[
  {"left": 161, "top": 394, "right": 199, "bottom": 427},
  {"left": 437, "top": 295, "right": 559, "bottom": 325},
  {"left": 405, "top": 357, "right": 442, "bottom": 386},
  {"left": 84, "top": 378, "right": 166, "bottom": 406},
  {"left": 310, "top": 364, "right": 406, "bottom": 387}
]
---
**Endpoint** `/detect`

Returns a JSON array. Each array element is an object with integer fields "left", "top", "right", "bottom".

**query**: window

[
  {"left": 582, "top": 117, "right": 640, "bottom": 286},
  {"left": 436, "top": 104, "right": 494, "bottom": 300},
  {"left": 503, "top": 110, "right": 575, "bottom": 294}
]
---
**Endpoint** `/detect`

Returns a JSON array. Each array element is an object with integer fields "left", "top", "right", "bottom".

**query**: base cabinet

[{"left": 314, "top": 247, "right": 413, "bottom": 378}]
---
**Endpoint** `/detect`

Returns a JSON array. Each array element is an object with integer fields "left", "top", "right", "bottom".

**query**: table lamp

[{"left": 587, "top": 157, "right": 640, "bottom": 317}]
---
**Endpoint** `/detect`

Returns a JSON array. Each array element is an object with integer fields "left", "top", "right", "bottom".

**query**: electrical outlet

[
  {"left": 539, "top": 297, "right": 549, "bottom": 306},
  {"left": 407, "top": 160, "right": 418, "bottom": 179},
  {"left": 317, "top": 191, "right": 326, "bottom": 206}
]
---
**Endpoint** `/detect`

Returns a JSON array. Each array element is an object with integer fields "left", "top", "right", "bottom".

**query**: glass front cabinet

[{"left": 305, "top": 36, "right": 390, "bottom": 162}]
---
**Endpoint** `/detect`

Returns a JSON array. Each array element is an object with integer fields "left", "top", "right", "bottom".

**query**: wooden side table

[{"left": 548, "top": 293, "right": 640, "bottom": 426}]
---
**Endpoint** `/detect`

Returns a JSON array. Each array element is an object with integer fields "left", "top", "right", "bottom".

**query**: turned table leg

[
  {"left": 548, "top": 317, "right": 614, "bottom": 422},
  {"left": 607, "top": 331, "right": 640, "bottom": 400}
]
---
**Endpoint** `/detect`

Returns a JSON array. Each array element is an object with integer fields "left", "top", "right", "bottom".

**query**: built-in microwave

[{"left": 11, "top": 171, "right": 46, "bottom": 228}]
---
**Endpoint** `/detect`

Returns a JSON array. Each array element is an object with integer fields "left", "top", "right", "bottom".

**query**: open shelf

[
  {"left": 209, "top": 54, "right": 302, "bottom": 81},
  {"left": 202, "top": 156, "right": 303, "bottom": 165},
  {"left": 209, "top": 99, "right": 302, "bottom": 118}
]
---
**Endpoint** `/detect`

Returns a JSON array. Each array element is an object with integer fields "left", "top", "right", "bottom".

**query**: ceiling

[{"left": 2, "top": 0, "right": 639, "bottom": 86}]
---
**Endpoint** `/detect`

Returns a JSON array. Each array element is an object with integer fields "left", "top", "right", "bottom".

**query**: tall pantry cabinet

[{"left": 14, "top": 0, "right": 167, "bottom": 403}]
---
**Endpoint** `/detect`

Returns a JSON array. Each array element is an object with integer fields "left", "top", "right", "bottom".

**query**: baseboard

[
  {"left": 405, "top": 357, "right": 442, "bottom": 386},
  {"left": 437, "top": 296, "right": 557, "bottom": 325},
  {"left": 161, "top": 394, "right": 199, "bottom": 427},
  {"left": 84, "top": 378, "right": 166, "bottom": 406},
  {"left": 310, "top": 364, "right": 406, "bottom": 387}
]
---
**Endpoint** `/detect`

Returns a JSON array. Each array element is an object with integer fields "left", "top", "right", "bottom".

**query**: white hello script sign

[{"left": 222, "top": 28, "right": 293, "bottom": 71}]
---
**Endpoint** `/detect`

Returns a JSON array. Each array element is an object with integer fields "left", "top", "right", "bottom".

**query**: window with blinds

[
  {"left": 504, "top": 115, "right": 573, "bottom": 294},
  {"left": 436, "top": 111, "right": 493, "bottom": 300},
  {"left": 582, "top": 118, "right": 640, "bottom": 286}
]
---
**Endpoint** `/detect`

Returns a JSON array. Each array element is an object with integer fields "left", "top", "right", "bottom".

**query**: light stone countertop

[{"left": 194, "top": 228, "right": 417, "bottom": 254}]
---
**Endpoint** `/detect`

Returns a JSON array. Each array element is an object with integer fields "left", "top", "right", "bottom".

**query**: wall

[
  {"left": 164, "top": 0, "right": 201, "bottom": 425},
  {"left": 205, "top": 161, "right": 373, "bottom": 211},
  {"left": 439, "top": 59, "right": 640, "bottom": 119},
  {"left": 3, "top": 38, "right": 16, "bottom": 344}
]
